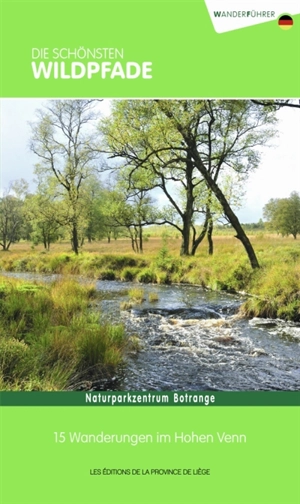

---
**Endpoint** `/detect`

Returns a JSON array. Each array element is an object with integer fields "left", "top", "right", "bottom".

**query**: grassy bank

[
  {"left": 0, "top": 235, "right": 299, "bottom": 321},
  {"left": 0, "top": 277, "right": 126, "bottom": 390}
]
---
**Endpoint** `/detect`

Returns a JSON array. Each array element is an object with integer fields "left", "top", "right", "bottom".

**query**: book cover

[{"left": 0, "top": 1, "right": 299, "bottom": 503}]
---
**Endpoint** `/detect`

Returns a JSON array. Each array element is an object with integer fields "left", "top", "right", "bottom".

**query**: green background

[
  {"left": 0, "top": 1, "right": 299, "bottom": 97},
  {"left": 1, "top": 406, "right": 300, "bottom": 504},
  {"left": 0, "top": 1, "right": 300, "bottom": 503}
]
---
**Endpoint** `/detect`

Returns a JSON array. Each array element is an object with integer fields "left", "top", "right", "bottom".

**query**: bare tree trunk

[
  {"left": 189, "top": 144, "right": 260, "bottom": 269},
  {"left": 180, "top": 154, "right": 194, "bottom": 256},
  {"left": 131, "top": 237, "right": 136, "bottom": 252},
  {"left": 139, "top": 224, "right": 143, "bottom": 253},
  {"left": 180, "top": 216, "right": 191, "bottom": 256},
  {"left": 207, "top": 219, "right": 213, "bottom": 255},
  {"left": 191, "top": 215, "right": 209, "bottom": 256},
  {"left": 72, "top": 224, "right": 79, "bottom": 255}
]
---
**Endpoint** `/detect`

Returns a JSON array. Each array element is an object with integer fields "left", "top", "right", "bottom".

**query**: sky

[{"left": 1, "top": 99, "right": 299, "bottom": 223}]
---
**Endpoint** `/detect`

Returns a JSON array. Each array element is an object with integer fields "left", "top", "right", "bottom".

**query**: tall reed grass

[
  {"left": 0, "top": 278, "right": 126, "bottom": 390},
  {"left": 0, "top": 234, "right": 299, "bottom": 321}
]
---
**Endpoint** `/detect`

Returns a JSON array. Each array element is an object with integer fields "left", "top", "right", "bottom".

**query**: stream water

[
  {"left": 97, "top": 280, "right": 300, "bottom": 391},
  {"left": 2, "top": 273, "right": 300, "bottom": 391}
]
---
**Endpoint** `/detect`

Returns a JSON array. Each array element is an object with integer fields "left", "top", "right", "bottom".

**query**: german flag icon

[{"left": 278, "top": 15, "right": 293, "bottom": 30}]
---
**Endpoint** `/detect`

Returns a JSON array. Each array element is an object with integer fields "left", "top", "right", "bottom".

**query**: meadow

[
  {"left": 0, "top": 232, "right": 299, "bottom": 318},
  {"left": 0, "top": 233, "right": 299, "bottom": 390}
]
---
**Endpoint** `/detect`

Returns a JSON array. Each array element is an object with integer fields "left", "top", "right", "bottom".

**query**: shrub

[
  {"left": 0, "top": 288, "right": 52, "bottom": 339},
  {"left": 37, "top": 327, "right": 76, "bottom": 367},
  {"left": 154, "top": 243, "right": 181, "bottom": 274},
  {"left": 99, "top": 269, "right": 116, "bottom": 280},
  {"left": 128, "top": 288, "right": 145, "bottom": 303},
  {"left": 121, "top": 267, "right": 139, "bottom": 281},
  {"left": 148, "top": 292, "right": 159, "bottom": 302},
  {"left": 50, "top": 280, "right": 88, "bottom": 325},
  {"left": 0, "top": 277, "right": 127, "bottom": 389},
  {"left": 76, "top": 324, "right": 125, "bottom": 373},
  {"left": 155, "top": 271, "right": 170, "bottom": 284},
  {"left": 120, "top": 301, "right": 133, "bottom": 310},
  {"left": 240, "top": 297, "right": 278, "bottom": 319},
  {"left": 0, "top": 338, "right": 29, "bottom": 379},
  {"left": 137, "top": 268, "right": 156, "bottom": 283},
  {"left": 49, "top": 254, "right": 71, "bottom": 273},
  {"left": 226, "top": 263, "right": 254, "bottom": 291},
  {"left": 0, "top": 284, "right": 8, "bottom": 299}
]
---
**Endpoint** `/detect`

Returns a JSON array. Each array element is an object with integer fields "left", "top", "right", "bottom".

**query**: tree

[
  {"left": 101, "top": 100, "right": 277, "bottom": 267},
  {"left": 100, "top": 188, "right": 123, "bottom": 243},
  {"left": 78, "top": 174, "right": 110, "bottom": 243},
  {"left": 263, "top": 192, "right": 300, "bottom": 239},
  {"left": 115, "top": 167, "right": 158, "bottom": 253},
  {"left": 30, "top": 100, "right": 102, "bottom": 254},
  {"left": 101, "top": 101, "right": 230, "bottom": 256},
  {"left": 103, "top": 172, "right": 157, "bottom": 253},
  {"left": 251, "top": 99, "right": 300, "bottom": 110},
  {"left": 0, "top": 180, "right": 28, "bottom": 251},
  {"left": 156, "top": 100, "right": 277, "bottom": 268},
  {"left": 24, "top": 178, "right": 64, "bottom": 250}
]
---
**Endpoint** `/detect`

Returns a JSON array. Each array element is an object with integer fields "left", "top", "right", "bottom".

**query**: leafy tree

[
  {"left": 115, "top": 167, "right": 158, "bottom": 253},
  {"left": 102, "top": 173, "right": 157, "bottom": 253},
  {"left": 101, "top": 100, "right": 277, "bottom": 267},
  {"left": 100, "top": 101, "right": 221, "bottom": 256},
  {"left": 251, "top": 99, "right": 300, "bottom": 110},
  {"left": 263, "top": 192, "right": 300, "bottom": 239},
  {"left": 0, "top": 180, "right": 28, "bottom": 251},
  {"left": 78, "top": 175, "right": 111, "bottom": 243},
  {"left": 100, "top": 188, "right": 124, "bottom": 243},
  {"left": 23, "top": 179, "right": 64, "bottom": 250},
  {"left": 155, "top": 100, "right": 277, "bottom": 267},
  {"left": 30, "top": 100, "right": 102, "bottom": 254}
]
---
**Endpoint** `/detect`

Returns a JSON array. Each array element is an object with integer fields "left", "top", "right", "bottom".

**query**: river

[
  {"left": 97, "top": 280, "right": 300, "bottom": 391},
  {"left": 2, "top": 273, "right": 300, "bottom": 391}
]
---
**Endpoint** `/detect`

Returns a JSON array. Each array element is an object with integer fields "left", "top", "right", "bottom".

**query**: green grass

[
  {"left": 0, "top": 277, "right": 126, "bottom": 390},
  {"left": 120, "top": 301, "right": 133, "bottom": 311},
  {"left": 128, "top": 288, "right": 145, "bottom": 303},
  {"left": 148, "top": 292, "right": 159, "bottom": 302},
  {"left": 0, "top": 234, "right": 299, "bottom": 321}
]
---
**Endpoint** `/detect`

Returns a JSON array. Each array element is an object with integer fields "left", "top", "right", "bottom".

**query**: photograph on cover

[{"left": 0, "top": 98, "right": 299, "bottom": 392}]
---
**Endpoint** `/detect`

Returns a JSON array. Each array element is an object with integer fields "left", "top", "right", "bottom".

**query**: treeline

[
  {"left": 2, "top": 179, "right": 298, "bottom": 256},
  {"left": 218, "top": 189, "right": 300, "bottom": 239},
  {"left": 263, "top": 191, "right": 300, "bottom": 239},
  {"left": 1, "top": 100, "right": 299, "bottom": 264},
  {"left": 0, "top": 176, "right": 144, "bottom": 252}
]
